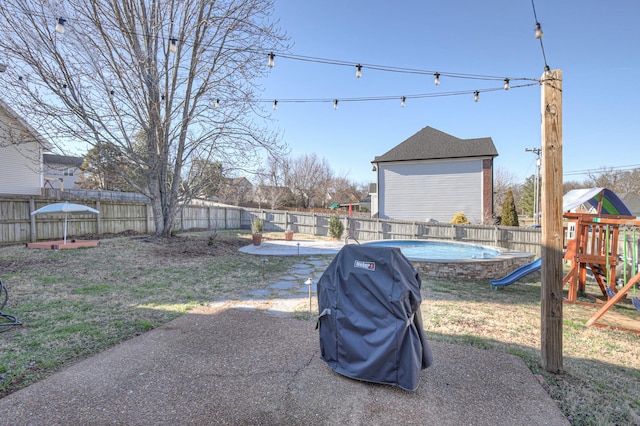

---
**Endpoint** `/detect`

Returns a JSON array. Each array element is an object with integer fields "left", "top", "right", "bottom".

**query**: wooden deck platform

[{"left": 26, "top": 240, "right": 100, "bottom": 250}]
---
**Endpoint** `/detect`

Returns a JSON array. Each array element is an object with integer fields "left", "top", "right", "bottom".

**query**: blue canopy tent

[{"left": 563, "top": 188, "right": 634, "bottom": 216}]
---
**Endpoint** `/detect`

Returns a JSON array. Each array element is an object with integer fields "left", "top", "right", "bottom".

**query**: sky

[{"left": 257, "top": 0, "right": 640, "bottom": 186}]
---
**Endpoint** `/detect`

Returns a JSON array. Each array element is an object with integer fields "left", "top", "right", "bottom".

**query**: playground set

[
  {"left": 562, "top": 211, "right": 640, "bottom": 333},
  {"left": 490, "top": 188, "right": 640, "bottom": 333}
]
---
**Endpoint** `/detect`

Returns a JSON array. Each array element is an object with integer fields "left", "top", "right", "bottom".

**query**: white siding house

[
  {"left": 0, "top": 99, "right": 52, "bottom": 195},
  {"left": 371, "top": 126, "right": 498, "bottom": 225},
  {"left": 43, "top": 154, "right": 84, "bottom": 190}
]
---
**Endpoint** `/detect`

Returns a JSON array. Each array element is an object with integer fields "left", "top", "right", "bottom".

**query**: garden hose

[{"left": 0, "top": 278, "right": 22, "bottom": 332}]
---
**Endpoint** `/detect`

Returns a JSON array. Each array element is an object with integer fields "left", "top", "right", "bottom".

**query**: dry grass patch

[
  {"left": 421, "top": 272, "right": 640, "bottom": 425},
  {"left": 2, "top": 233, "right": 640, "bottom": 425},
  {"left": 0, "top": 231, "right": 299, "bottom": 397}
]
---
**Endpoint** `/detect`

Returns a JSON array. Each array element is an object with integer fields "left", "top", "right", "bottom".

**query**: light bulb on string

[
  {"left": 268, "top": 52, "right": 275, "bottom": 68},
  {"left": 355, "top": 64, "right": 362, "bottom": 78},
  {"left": 55, "top": 17, "right": 66, "bottom": 34},
  {"left": 434, "top": 72, "right": 440, "bottom": 86},
  {"left": 504, "top": 78, "right": 510, "bottom": 90},
  {"left": 169, "top": 38, "right": 178, "bottom": 53},
  {"left": 273, "top": 100, "right": 278, "bottom": 110},
  {"left": 401, "top": 96, "right": 406, "bottom": 108},
  {"left": 474, "top": 91, "right": 479, "bottom": 102},
  {"left": 333, "top": 99, "right": 338, "bottom": 110},
  {"left": 535, "top": 23, "right": 543, "bottom": 39}
]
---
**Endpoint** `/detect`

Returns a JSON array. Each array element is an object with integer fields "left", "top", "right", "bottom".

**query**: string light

[
  {"left": 0, "top": 8, "right": 544, "bottom": 112},
  {"left": 531, "top": 0, "right": 551, "bottom": 74},
  {"left": 9, "top": 10, "right": 538, "bottom": 86},
  {"left": 55, "top": 17, "right": 66, "bottom": 34},
  {"left": 269, "top": 51, "right": 536, "bottom": 84}
]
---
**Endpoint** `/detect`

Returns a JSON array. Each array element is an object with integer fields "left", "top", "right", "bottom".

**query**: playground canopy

[{"left": 562, "top": 188, "right": 634, "bottom": 216}]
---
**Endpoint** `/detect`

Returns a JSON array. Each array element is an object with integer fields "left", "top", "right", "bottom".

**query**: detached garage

[{"left": 371, "top": 126, "right": 498, "bottom": 225}]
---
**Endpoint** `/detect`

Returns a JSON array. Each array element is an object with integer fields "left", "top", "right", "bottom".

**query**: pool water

[{"left": 362, "top": 240, "right": 501, "bottom": 261}]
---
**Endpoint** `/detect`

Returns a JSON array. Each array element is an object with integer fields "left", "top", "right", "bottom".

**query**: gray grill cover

[{"left": 317, "top": 244, "right": 432, "bottom": 391}]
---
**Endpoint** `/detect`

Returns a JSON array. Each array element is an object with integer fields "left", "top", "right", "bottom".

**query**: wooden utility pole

[{"left": 540, "top": 69, "right": 563, "bottom": 373}]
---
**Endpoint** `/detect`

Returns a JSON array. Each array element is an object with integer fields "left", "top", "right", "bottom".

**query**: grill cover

[{"left": 317, "top": 244, "right": 432, "bottom": 391}]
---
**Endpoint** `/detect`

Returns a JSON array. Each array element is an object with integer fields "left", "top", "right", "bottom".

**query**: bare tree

[
  {"left": 255, "top": 156, "right": 292, "bottom": 209},
  {"left": 492, "top": 166, "right": 518, "bottom": 218},
  {"left": 328, "top": 175, "right": 362, "bottom": 207},
  {"left": 0, "top": 0, "right": 287, "bottom": 236},
  {"left": 585, "top": 167, "right": 640, "bottom": 196},
  {"left": 562, "top": 180, "right": 583, "bottom": 195},
  {"left": 285, "top": 153, "right": 332, "bottom": 208}
]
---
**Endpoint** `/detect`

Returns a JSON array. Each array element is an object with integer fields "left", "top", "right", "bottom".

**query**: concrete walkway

[{"left": 0, "top": 240, "right": 569, "bottom": 425}]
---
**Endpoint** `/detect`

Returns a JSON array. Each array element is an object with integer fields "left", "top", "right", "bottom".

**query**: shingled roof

[
  {"left": 43, "top": 154, "right": 84, "bottom": 167},
  {"left": 372, "top": 126, "right": 498, "bottom": 163}
]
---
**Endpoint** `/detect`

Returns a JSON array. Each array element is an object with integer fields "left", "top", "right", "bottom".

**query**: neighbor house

[
  {"left": 0, "top": 99, "right": 52, "bottom": 195},
  {"left": 370, "top": 126, "right": 498, "bottom": 224},
  {"left": 43, "top": 154, "right": 84, "bottom": 190},
  {"left": 218, "top": 177, "right": 254, "bottom": 206}
]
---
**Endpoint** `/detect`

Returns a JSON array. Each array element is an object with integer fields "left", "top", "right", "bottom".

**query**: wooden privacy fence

[
  {"left": 243, "top": 208, "right": 542, "bottom": 256},
  {"left": 0, "top": 196, "right": 242, "bottom": 245},
  {"left": 1, "top": 196, "right": 541, "bottom": 255}
]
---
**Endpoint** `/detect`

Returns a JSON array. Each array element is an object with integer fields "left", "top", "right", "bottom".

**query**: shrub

[
  {"left": 500, "top": 189, "right": 519, "bottom": 227},
  {"left": 328, "top": 215, "right": 344, "bottom": 239},
  {"left": 450, "top": 211, "right": 470, "bottom": 224},
  {"left": 250, "top": 217, "right": 264, "bottom": 234}
]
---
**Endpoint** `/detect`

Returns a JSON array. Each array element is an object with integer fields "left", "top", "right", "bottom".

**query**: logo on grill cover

[{"left": 354, "top": 260, "right": 375, "bottom": 271}]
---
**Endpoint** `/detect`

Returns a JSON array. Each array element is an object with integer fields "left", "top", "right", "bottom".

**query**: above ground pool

[
  {"left": 360, "top": 239, "right": 534, "bottom": 280},
  {"left": 362, "top": 239, "right": 501, "bottom": 261}
]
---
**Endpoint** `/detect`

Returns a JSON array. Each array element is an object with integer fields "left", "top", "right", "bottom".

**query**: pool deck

[{"left": 239, "top": 238, "right": 345, "bottom": 256}]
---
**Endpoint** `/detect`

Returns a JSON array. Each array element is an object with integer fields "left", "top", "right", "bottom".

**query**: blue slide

[{"left": 490, "top": 258, "right": 542, "bottom": 288}]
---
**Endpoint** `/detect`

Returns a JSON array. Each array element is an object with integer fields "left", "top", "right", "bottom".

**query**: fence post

[
  {"left": 146, "top": 204, "right": 153, "bottom": 234},
  {"left": 313, "top": 213, "right": 317, "bottom": 236},
  {"left": 29, "top": 198, "right": 37, "bottom": 242},
  {"left": 96, "top": 201, "right": 102, "bottom": 234}
]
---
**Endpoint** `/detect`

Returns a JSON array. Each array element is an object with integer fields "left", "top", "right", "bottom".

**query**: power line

[{"left": 563, "top": 164, "right": 640, "bottom": 177}]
